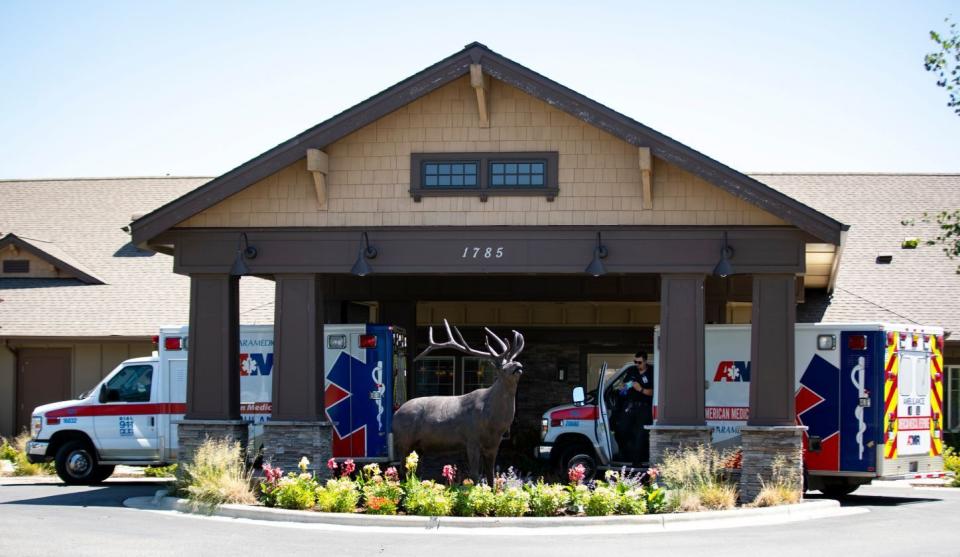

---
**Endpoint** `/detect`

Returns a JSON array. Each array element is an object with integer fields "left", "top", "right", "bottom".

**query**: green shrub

[
  {"left": 616, "top": 488, "right": 648, "bottom": 515},
  {"left": 0, "top": 432, "right": 54, "bottom": 476},
  {"left": 493, "top": 486, "right": 530, "bottom": 517},
  {"left": 403, "top": 480, "right": 454, "bottom": 516},
  {"left": 144, "top": 464, "right": 178, "bottom": 477},
  {"left": 645, "top": 485, "right": 667, "bottom": 514},
  {"left": 315, "top": 477, "right": 360, "bottom": 513},
  {"left": 0, "top": 437, "right": 18, "bottom": 461},
  {"left": 176, "top": 437, "right": 255, "bottom": 508},
  {"left": 458, "top": 483, "right": 496, "bottom": 516},
  {"left": 526, "top": 481, "right": 569, "bottom": 517},
  {"left": 584, "top": 483, "right": 618, "bottom": 516},
  {"left": 944, "top": 447, "right": 960, "bottom": 488},
  {"left": 362, "top": 477, "right": 404, "bottom": 515},
  {"left": 274, "top": 475, "right": 318, "bottom": 510},
  {"left": 567, "top": 483, "right": 590, "bottom": 513}
]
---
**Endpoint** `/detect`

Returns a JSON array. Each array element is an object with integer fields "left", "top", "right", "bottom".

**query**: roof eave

[{"left": 131, "top": 42, "right": 845, "bottom": 246}]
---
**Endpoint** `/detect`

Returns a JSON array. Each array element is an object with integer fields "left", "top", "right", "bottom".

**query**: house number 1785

[{"left": 462, "top": 246, "right": 504, "bottom": 259}]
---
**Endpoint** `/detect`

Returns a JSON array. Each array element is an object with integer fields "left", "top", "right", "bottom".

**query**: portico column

[
  {"left": 261, "top": 274, "right": 332, "bottom": 475},
  {"left": 178, "top": 274, "right": 248, "bottom": 462},
  {"left": 740, "top": 274, "right": 805, "bottom": 502},
  {"left": 647, "top": 274, "right": 711, "bottom": 466}
]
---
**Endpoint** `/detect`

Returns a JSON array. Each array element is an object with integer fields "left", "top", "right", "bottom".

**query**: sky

[{"left": 0, "top": 0, "right": 957, "bottom": 179}]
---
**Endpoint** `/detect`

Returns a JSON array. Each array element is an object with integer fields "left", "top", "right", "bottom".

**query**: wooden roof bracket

[
  {"left": 639, "top": 147, "right": 653, "bottom": 209},
  {"left": 470, "top": 64, "right": 490, "bottom": 128},
  {"left": 306, "top": 148, "right": 329, "bottom": 209}
]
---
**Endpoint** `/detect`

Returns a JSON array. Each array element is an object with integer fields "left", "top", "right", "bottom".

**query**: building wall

[
  {"left": 0, "top": 340, "right": 153, "bottom": 437},
  {"left": 178, "top": 76, "right": 785, "bottom": 229}
]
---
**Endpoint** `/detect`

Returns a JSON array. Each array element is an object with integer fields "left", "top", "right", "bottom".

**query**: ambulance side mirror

[{"left": 572, "top": 387, "right": 585, "bottom": 407}]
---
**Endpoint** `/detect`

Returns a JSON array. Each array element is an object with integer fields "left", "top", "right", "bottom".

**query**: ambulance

[
  {"left": 537, "top": 323, "right": 948, "bottom": 497},
  {"left": 25, "top": 324, "right": 406, "bottom": 484}
]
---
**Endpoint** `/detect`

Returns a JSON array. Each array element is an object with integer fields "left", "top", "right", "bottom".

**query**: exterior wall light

[
  {"left": 351, "top": 231, "right": 378, "bottom": 276},
  {"left": 229, "top": 232, "right": 257, "bottom": 277},
  {"left": 584, "top": 232, "right": 608, "bottom": 277},
  {"left": 713, "top": 232, "right": 734, "bottom": 278}
]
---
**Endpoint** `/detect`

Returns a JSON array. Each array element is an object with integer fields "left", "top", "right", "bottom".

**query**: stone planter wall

[
  {"left": 739, "top": 425, "right": 805, "bottom": 503},
  {"left": 176, "top": 420, "right": 250, "bottom": 464},
  {"left": 260, "top": 421, "right": 333, "bottom": 477}
]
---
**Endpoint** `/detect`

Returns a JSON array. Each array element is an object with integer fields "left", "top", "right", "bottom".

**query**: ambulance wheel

[
  {"left": 557, "top": 444, "right": 598, "bottom": 482},
  {"left": 820, "top": 481, "right": 859, "bottom": 498},
  {"left": 54, "top": 440, "right": 102, "bottom": 485},
  {"left": 91, "top": 465, "right": 115, "bottom": 483}
]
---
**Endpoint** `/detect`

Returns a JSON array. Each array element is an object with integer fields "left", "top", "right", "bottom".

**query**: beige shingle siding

[
  {"left": 0, "top": 178, "right": 275, "bottom": 338},
  {"left": 179, "top": 76, "right": 786, "bottom": 229},
  {"left": 755, "top": 173, "right": 960, "bottom": 334}
]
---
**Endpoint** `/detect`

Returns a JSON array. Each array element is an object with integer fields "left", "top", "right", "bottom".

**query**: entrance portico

[{"left": 131, "top": 43, "right": 844, "bottom": 499}]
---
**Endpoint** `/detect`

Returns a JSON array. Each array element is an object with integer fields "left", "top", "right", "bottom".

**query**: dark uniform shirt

[{"left": 622, "top": 364, "right": 654, "bottom": 405}]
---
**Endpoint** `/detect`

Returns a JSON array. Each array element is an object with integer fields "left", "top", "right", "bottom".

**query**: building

[
  {"left": 0, "top": 177, "right": 273, "bottom": 437},
  {"left": 4, "top": 44, "right": 958, "bottom": 498},
  {"left": 128, "top": 42, "right": 848, "bottom": 500}
]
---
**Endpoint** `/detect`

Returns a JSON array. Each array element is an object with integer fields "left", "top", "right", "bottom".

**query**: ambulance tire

[
  {"left": 54, "top": 440, "right": 103, "bottom": 485},
  {"left": 820, "top": 481, "right": 859, "bottom": 498},
  {"left": 91, "top": 465, "right": 115, "bottom": 483},
  {"left": 557, "top": 443, "right": 598, "bottom": 482}
]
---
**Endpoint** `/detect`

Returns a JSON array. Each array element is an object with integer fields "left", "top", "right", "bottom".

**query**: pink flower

[
  {"left": 646, "top": 467, "right": 659, "bottom": 482},
  {"left": 327, "top": 458, "right": 338, "bottom": 471},
  {"left": 261, "top": 463, "right": 283, "bottom": 484},
  {"left": 441, "top": 464, "right": 457, "bottom": 485},
  {"left": 385, "top": 467, "right": 399, "bottom": 481},
  {"left": 568, "top": 463, "right": 586, "bottom": 485},
  {"left": 341, "top": 458, "right": 356, "bottom": 477}
]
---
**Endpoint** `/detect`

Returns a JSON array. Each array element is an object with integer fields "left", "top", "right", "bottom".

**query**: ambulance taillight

[
  {"left": 848, "top": 335, "right": 868, "bottom": 351},
  {"left": 359, "top": 334, "right": 377, "bottom": 349},
  {"left": 164, "top": 337, "right": 183, "bottom": 350}
]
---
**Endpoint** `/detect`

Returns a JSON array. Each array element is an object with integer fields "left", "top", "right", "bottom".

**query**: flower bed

[{"left": 255, "top": 452, "right": 667, "bottom": 517}]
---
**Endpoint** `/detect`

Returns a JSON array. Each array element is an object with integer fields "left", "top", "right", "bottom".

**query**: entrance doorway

[{"left": 16, "top": 348, "right": 71, "bottom": 433}]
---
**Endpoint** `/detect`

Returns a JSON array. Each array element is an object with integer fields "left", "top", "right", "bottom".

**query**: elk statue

[{"left": 392, "top": 319, "right": 525, "bottom": 484}]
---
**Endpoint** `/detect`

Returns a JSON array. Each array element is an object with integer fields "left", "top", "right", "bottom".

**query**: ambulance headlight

[
  {"left": 817, "top": 335, "right": 836, "bottom": 351},
  {"left": 31, "top": 416, "right": 42, "bottom": 438}
]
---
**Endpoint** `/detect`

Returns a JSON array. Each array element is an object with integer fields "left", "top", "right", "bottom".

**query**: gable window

[
  {"left": 2, "top": 260, "right": 29, "bottom": 273},
  {"left": 411, "top": 152, "right": 558, "bottom": 202}
]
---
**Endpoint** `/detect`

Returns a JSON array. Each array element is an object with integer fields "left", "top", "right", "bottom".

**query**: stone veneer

[
  {"left": 260, "top": 421, "right": 333, "bottom": 477},
  {"left": 646, "top": 425, "right": 712, "bottom": 467},
  {"left": 176, "top": 420, "right": 250, "bottom": 463},
  {"left": 739, "top": 425, "right": 805, "bottom": 503}
]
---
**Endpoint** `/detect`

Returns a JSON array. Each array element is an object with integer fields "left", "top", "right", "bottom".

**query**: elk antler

[{"left": 415, "top": 319, "right": 493, "bottom": 362}]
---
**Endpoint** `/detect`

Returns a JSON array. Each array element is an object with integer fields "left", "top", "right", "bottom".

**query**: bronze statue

[{"left": 392, "top": 320, "right": 524, "bottom": 485}]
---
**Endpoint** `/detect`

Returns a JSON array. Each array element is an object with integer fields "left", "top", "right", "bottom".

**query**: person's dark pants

[{"left": 634, "top": 403, "right": 653, "bottom": 466}]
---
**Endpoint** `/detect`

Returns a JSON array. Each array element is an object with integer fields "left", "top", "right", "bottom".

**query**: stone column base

[
  {"left": 175, "top": 420, "right": 250, "bottom": 464},
  {"left": 739, "top": 425, "right": 805, "bottom": 503},
  {"left": 261, "top": 421, "right": 333, "bottom": 477},
  {"left": 646, "top": 425, "right": 712, "bottom": 467}
]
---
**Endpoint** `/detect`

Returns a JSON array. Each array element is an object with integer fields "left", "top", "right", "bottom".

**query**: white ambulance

[
  {"left": 538, "top": 323, "right": 948, "bottom": 496},
  {"left": 25, "top": 325, "right": 274, "bottom": 484}
]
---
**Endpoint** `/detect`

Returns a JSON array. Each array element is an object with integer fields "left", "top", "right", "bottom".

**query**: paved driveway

[{"left": 0, "top": 479, "right": 957, "bottom": 557}]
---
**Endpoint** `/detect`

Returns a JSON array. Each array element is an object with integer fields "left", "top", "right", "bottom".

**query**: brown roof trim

[
  {"left": 0, "top": 233, "right": 105, "bottom": 285},
  {"left": 131, "top": 42, "right": 846, "bottom": 246}
]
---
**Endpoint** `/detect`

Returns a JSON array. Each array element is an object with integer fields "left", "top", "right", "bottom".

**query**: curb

[{"left": 124, "top": 493, "right": 845, "bottom": 530}]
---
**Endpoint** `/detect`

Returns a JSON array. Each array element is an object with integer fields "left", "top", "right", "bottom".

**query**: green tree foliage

[
  {"left": 924, "top": 17, "right": 960, "bottom": 116},
  {"left": 903, "top": 211, "right": 960, "bottom": 273}
]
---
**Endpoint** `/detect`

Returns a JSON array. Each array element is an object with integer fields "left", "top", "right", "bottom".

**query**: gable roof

[
  {"left": 130, "top": 42, "right": 846, "bottom": 246},
  {"left": 0, "top": 177, "right": 275, "bottom": 338},
  {"left": 756, "top": 173, "right": 960, "bottom": 334},
  {"left": 0, "top": 233, "right": 105, "bottom": 285}
]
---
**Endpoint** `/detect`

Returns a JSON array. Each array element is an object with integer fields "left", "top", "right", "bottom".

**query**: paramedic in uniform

[{"left": 616, "top": 351, "right": 654, "bottom": 466}]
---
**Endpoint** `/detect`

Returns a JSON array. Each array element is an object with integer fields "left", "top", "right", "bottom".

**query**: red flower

[
  {"left": 385, "top": 467, "right": 399, "bottom": 482},
  {"left": 327, "top": 458, "right": 338, "bottom": 471},
  {"left": 341, "top": 458, "right": 356, "bottom": 477},
  {"left": 568, "top": 463, "right": 586, "bottom": 485},
  {"left": 441, "top": 464, "right": 457, "bottom": 485}
]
